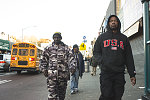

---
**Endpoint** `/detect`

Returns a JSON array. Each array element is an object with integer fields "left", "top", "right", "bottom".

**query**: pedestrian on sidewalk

[
  {"left": 70, "top": 44, "right": 85, "bottom": 94},
  {"left": 40, "top": 32, "right": 76, "bottom": 100},
  {"left": 93, "top": 15, "right": 136, "bottom": 100},
  {"left": 91, "top": 56, "right": 98, "bottom": 76}
]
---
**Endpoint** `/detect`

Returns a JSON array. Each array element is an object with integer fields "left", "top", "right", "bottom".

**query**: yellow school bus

[{"left": 10, "top": 42, "right": 43, "bottom": 74}]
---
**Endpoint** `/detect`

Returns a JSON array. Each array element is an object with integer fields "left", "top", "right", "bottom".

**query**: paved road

[
  {"left": 0, "top": 71, "right": 47, "bottom": 100},
  {"left": 0, "top": 68, "right": 145, "bottom": 100}
]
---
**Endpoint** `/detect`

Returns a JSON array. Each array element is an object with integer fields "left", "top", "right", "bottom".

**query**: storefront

[{"left": 0, "top": 39, "right": 14, "bottom": 54}]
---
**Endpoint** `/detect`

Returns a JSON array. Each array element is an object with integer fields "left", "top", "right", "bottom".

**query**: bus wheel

[{"left": 17, "top": 71, "right": 21, "bottom": 74}]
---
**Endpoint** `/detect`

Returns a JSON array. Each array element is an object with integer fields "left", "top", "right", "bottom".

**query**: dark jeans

[{"left": 99, "top": 71, "right": 126, "bottom": 100}]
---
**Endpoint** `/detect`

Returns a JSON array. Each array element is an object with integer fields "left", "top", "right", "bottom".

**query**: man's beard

[
  {"left": 110, "top": 26, "right": 118, "bottom": 31},
  {"left": 54, "top": 41, "right": 61, "bottom": 45}
]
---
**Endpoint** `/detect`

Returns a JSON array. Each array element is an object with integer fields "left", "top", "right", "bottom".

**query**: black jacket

[
  {"left": 72, "top": 50, "right": 85, "bottom": 77},
  {"left": 93, "top": 15, "right": 136, "bottom": 78}
]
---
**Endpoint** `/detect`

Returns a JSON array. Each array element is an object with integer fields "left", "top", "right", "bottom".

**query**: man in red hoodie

[{"left": 93, "top": 15, "right": 136, "bottom": 100}]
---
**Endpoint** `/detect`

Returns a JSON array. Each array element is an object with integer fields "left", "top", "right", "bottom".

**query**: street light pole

[
  {"left": 22, "top": 26, "right": 37, "bottom": 42},
  {"left": 22, "top": 28, "right": 23, "bottom": 42}
]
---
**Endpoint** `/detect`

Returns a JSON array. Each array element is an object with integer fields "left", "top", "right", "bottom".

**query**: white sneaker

[
  {"left": 74, "top": 88, "right": 78, "bottom": 92},
  {"left": 71, "top": 90, "right": 75, "bottom": 94}
]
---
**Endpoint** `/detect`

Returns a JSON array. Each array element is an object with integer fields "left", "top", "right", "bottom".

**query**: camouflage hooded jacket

[{"left": 40, "top": 42, "right": 76, "bottom": 80}]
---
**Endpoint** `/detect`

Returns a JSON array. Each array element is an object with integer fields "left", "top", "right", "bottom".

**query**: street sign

[
  {"left": 79, "top": 43, "right": 86, "bottom": 50},
  {"left": 83, "top": 40, "right": 87, "bottom": 42},
  {"left": 83, "top": 36, "right": 86, "bottom": 39}
]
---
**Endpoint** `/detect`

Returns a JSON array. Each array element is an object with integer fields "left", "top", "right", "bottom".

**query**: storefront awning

[
  {"left": 123, "top": 21, "right": 139, "bottom": 37},
  {"left": 0, "top": 39, "right": 10, "bottom": 51}
]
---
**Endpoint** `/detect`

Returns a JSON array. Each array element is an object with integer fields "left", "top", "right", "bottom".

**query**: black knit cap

[
  {"left": 73, "top": 44, "right": 79, "bottom": 49},
  {"left": 53, "top": 32, "right": 62, "bottom": 39}
]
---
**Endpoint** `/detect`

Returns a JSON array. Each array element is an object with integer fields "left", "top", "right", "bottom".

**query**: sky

[{"left": 0, "top": 0, "right": 110, "bottom": 48}]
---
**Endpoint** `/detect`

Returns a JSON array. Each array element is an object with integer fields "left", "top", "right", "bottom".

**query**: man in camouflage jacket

[{"left": 40, "top": 32, "right": 76, "bottom": 100}]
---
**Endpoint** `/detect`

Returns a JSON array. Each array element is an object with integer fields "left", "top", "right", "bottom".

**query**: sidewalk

[{"left": 65, "top": 66, "right": 145, "bottom": 100}]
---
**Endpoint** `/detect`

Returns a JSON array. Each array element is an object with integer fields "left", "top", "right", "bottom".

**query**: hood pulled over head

[{"left": 106, "top": 15, "right": 121, "bottom": 32}]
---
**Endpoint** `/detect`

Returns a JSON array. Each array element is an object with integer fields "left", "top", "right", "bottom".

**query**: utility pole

[
  {"left": 141, "top": 0, "right": 150, "bottom": 99},
  {"left": 22, "top": 28, "right": 23, "bottom": 42},
  {"left": 22, "top": 26, "right": 37, "bottom": 42}
]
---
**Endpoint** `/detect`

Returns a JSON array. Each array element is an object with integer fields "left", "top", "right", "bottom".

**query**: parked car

[{"left": 0, "top": 54, "right": 11, "bottom": 71}]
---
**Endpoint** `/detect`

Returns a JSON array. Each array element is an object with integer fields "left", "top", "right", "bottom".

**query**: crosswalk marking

[
  {"left": 0, "top": 79, "right": 12, "bottom": 85},
  {"left": 0, "top": 72, "right": 16, "bottom": 76}
]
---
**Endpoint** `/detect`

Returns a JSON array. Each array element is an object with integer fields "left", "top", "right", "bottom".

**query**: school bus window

[
  {"left": 26, "top": 44, "right": 29, "bottom": 47},
  {"left": 12, "top": 49, "right": 17, "bottom": 55},
  {"left": 30, "top": 49, "right": 35, "bottom": 56},
  {"left": 19, "top": 49, "right": 28, "bottom": 56},
  {"left": 19, "top": 43, "right": 29, "bottom": 47}
]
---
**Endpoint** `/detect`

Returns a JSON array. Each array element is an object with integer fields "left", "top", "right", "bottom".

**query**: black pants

[{"left": 99, "top": 71, "right": 126, "bottom": 100}]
